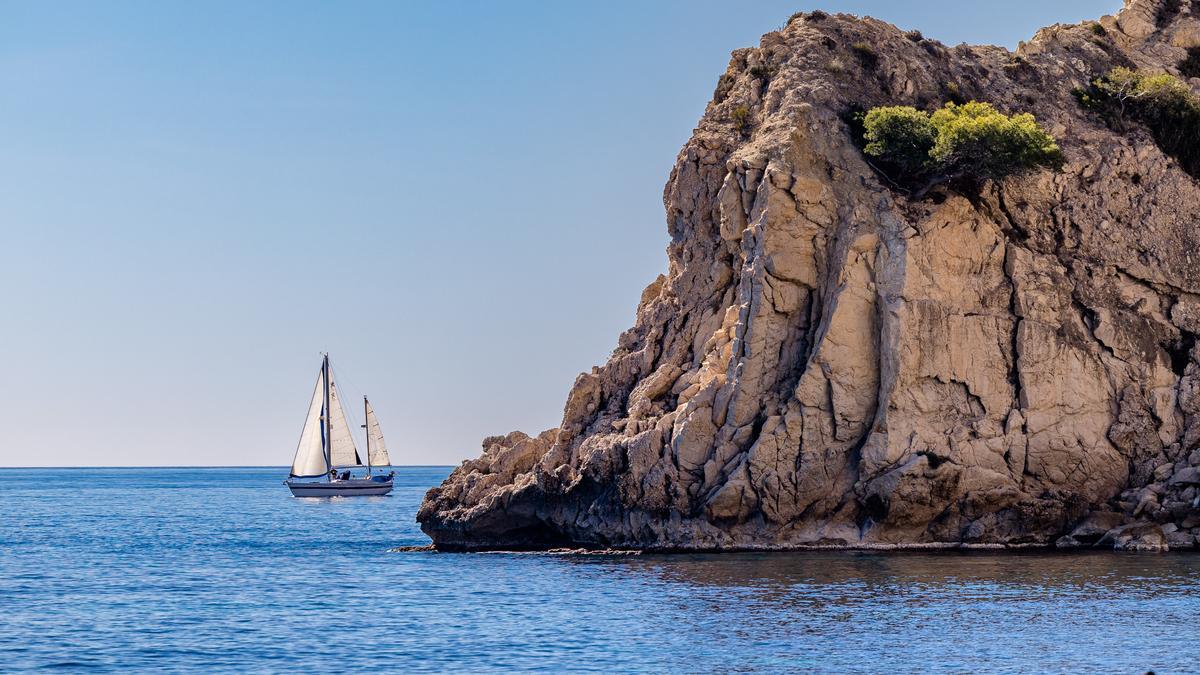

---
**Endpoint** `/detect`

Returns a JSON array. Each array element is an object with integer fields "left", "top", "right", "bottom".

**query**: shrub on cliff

[
  {"left": 859, "top": 102, "right": 1063, "bottom": 198},
  {"left": 861, "top": 105, "right": 936, "bottom": 175},
  {"left": 1077, "top": 67, "right": 1200, "bottom": 177},
  {"left": 929, "top": 102, "right": 1064, "bottom": 180},
  {"left": 731, "top": 104, "right": 752, "bottom": 132}
]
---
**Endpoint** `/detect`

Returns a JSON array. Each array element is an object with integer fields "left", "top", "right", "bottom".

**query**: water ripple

[{"left": 1, "top": 467, "right": 1198, "bottom": 673}]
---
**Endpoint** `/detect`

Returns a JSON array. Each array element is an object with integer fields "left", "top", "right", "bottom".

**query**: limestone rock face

[{"left": 419, "top": 0, "right": 1200, "bottom": 550}]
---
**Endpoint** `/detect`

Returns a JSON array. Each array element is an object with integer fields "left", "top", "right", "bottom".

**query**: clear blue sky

[{"left": 1, "top": 0, "right": 1122, "bottom": 467}]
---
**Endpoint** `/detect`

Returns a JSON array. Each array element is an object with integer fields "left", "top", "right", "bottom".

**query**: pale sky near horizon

[{"left": 2, "top": 0, "right": 1123, "bottom": 467}]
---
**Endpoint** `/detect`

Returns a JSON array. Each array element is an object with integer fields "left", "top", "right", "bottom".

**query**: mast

[
  {"left": 363, "top": 395, "right": 371, "bottom": 477},
  {"left": 322, "top": 353, "right": 332, "bottom": 482}
]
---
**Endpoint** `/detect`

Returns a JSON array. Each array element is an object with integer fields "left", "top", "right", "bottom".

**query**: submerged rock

[{"left": 419, "top": 0, "right": 1200, "bottom": 551}]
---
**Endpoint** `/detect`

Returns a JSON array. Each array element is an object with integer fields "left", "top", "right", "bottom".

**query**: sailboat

[{"left": 285, "top": 354, "right": 395, "bottom": 497}]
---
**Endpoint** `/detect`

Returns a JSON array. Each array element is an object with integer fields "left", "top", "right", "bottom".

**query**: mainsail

[
  {"left": 290, "top": 369, "right": 329, "bottom": 478},
  {"left": 327, "top": 378, "right": 363, "bottom": 468},
  {"left": 289, "top": 356, "right": 363, "bottom": 477},
  {"left": 365, "top": 399, "right": 392, "bottom": 467}
]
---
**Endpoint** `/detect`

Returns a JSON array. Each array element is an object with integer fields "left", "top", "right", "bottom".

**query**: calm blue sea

[{"left": 2, "top": 467, "right": 1199, "bottom": 673}]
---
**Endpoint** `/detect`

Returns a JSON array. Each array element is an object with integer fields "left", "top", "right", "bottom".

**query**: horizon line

[{"left": 0, "top": 464, "right": 457, "bottom": 470}]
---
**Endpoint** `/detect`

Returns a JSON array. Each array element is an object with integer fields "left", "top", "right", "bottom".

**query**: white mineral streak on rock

[{"left": 418, "top": 0, "right": 1200, "bottom": 550}]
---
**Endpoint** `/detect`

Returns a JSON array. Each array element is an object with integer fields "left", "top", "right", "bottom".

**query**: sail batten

[{"left": 365, "top": 400, "right": 392, "bottom": 468}]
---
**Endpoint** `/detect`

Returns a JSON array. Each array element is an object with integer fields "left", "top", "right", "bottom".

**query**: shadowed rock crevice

[{"left": 418, "top": 0, "right": 1200, "bottom": 551}]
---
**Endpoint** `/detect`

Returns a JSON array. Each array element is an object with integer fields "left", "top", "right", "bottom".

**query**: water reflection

[
  {"left": 593, "top": 550, "right": 1200, "bottom": 594},
  {"left": 543, "top": 551, "right": 1200, "bottom": 672}
]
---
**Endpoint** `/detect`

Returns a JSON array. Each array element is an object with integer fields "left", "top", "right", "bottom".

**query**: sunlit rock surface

[{"left": 420, "top": 0, "right": 1200, "bottom": 551}]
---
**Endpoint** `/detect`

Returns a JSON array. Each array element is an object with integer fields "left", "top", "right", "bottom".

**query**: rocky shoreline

[{"left": 419, "top": 0, "right": 1200, "bottom": 553}]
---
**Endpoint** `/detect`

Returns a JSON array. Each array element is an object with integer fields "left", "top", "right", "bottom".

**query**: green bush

[
  {"left": 731, "top": 105, "right": 752, "bottom": 132},
  {"left": 862, "top": 106, "right": 937, "bottom": 176},
  {"left": 1078, "top": 67, "right": 1200, "bottom": 177},
  {"left": 929, "top": 102, "right": 1064, "bottom": 180},
  {"left": 859, "top": 102, "right": 1063, "bottom": 197},
  {"left": 864, "top": 100, "right": 1060, "bottom": 196}
]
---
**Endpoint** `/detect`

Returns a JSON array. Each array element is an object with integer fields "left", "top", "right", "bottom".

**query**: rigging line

[
  {"left": 330, "top": 355, "right": 393, "bottom": 466},
  {"left": 327, "top": 356, "right": 369, "bottom": 455}
]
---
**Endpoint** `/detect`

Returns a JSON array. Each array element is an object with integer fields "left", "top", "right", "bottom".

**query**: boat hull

[{"left": 286, "top": 478, "right": 393, "bottom": 497}]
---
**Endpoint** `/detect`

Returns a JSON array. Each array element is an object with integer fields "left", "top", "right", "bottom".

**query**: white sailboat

[{"left": 285, "top": 354, "right": 395, "bottom": 497}]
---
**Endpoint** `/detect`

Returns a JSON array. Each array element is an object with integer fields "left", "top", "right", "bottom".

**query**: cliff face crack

[
  {"left": 989, "top": 187, "right": 1031, "bottom": 244},
  {"left": 418, "top": 1, "right": 1200, "bottom": 552},
  {"left": 1001, "top": 243, "right": 1025, "bottom": 412}
]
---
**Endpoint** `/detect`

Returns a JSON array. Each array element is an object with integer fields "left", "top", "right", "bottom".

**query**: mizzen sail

[{"left": 365, "top": 399, "right": 392, "bottom": 467}]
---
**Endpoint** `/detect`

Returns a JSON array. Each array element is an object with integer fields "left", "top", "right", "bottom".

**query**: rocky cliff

[{"left": 419, "top": 0, "right": 1200, "bottom": 551}]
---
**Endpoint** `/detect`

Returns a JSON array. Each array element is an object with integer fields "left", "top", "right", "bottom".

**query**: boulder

[
  {"left": 1169, "top": 467, "right": 1200, "bottom": 486},
  {"left": 1059, "top": 511, "right": 1128, "bottom": 548},
  {"left": 1096, "top": 522, "right": 1169, "bottom": 552}
]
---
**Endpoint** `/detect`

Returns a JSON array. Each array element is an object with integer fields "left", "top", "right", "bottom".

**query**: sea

[{"left": 2, "top": 467, "right": 1199, "bottom": 673}]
